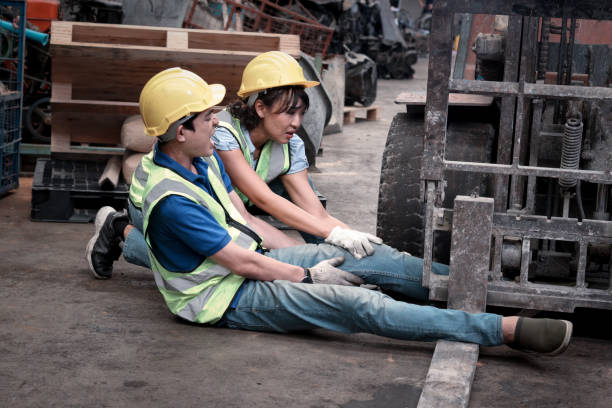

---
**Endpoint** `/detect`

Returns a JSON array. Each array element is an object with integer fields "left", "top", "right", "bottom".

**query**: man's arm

[
  {"left": 228, "top": 190, "right": 301, "bottom": 249},
  {"left": 211, "top": 240, "right": 304, "bottom": 281}
]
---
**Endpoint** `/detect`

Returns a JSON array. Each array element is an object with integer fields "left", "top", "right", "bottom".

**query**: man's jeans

[
  {"left": 122, "top": 201, "right": 149, "bottom": 268},
  {"left": 123, "top": 210, "right": 503, "bottom": 346},
  {"left": 221, "top": 245, "right": 503, "bottom": 346}
]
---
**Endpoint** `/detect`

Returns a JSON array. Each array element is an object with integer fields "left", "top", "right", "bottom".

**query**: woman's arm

[
  {"left": 280, "top": 169, "right": 348, "bottom": 229},
  {"left": 228, "top": 190, "right": 301, "bottom": 249},
  {"left": 217, "top": 149, "right": 341, "bottom": 238}
]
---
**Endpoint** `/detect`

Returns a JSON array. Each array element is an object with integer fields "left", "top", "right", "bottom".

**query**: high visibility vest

[
  {"left": 129, "top": 151, "right": 153, "bottom": 209},
  {"left": 141, "top": 153, "right": 262, "bottom": 324},
  {"left": 216, "top": 110, "right": 291, "bottom": 204}
]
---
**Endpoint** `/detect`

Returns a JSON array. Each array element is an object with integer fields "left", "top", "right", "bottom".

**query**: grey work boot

[
  {"left": 509, "top": 317, "right": 573, "bottom": 356},
  {"left": 85, "top": 206, "right": 127, "bottom": 279}
]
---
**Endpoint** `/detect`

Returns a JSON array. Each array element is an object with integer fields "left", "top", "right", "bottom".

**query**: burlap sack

[
  {"left": 121, "top": 115, "right": 155, "bottom": 153},
  {"left": 122, "top": 150, "right": 145, "bottom": 185}
]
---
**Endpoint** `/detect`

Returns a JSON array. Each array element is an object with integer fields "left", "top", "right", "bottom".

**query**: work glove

[
  {"left": 324, "top": 226, "right": 383, "bottom": 260},
  {"left": 308, "top": 256, "right": 364, "bottom": 286}
]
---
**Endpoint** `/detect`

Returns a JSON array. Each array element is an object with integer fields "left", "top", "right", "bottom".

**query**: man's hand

[
  {"left": 324, "top": 227, "right": 383, "bottom": 259},
  {"left": 308, "top": 256, "right": 364, "bottom": 286}
]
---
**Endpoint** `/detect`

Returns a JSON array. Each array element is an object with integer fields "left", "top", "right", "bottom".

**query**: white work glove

[
  {"left": 324, "top": 226, "right": 383, "bottom": 259},
  {"left": 308, "top": 256, "right": 364, "bottom": 286}
]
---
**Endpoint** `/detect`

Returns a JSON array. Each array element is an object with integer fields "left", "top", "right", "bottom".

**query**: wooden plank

[
  {"left": 51, "top": 82, "right": 72, "bottom": 100},
  {"left": 70, "top": 23, "right": 167, "bottom": 46},
  {"left": 167, "top": 30, "right": 189, "bottom": 49},
  {"left": 417, "top": 341, "right": 479, "bottom": 408},
  {"left": 51, "top": 99, "right": 139, "bottom": 115},
  {"left": 343, "top": 105, "right": 379, "bottom": 124},
  {"left": 51, "top": 21, "right": 300, "bottom": 56},
  {"left": 395, "top": 91, "right": 493, "bottom": 106},
  {"left": 50, "top": 21, "right": 72, "bottom": 45},
  {"left": 49, "top": 21, "right": 301, "bottom": 159},
  {"left": 52, "top": 56, "right": 244, "bottom": 103},
  {"left": 50, "top": 117, "right": 71, "bottom": 154},
  {"left": 344, "top": 110, "right": 355, "bottom": 124}
]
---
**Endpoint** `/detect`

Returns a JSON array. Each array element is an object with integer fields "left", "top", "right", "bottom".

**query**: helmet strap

[
  {"left": 246, "top": 92, "right": 259, "bottom": 107},
  {"left": 158, "top": 113, "right": 197, "bottom": 142},
  {"left": 158, "top": 121, "right": 179, "bottom": 143}
]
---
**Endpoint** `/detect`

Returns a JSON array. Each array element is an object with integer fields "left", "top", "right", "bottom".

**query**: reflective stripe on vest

[
  {"left": 128, "top": 151, "right": 154, "bottom": 209},
  {"left": 142, "top": 154, "right": 260, "bottom": 324},
  {"left": 216, "top": 110, "right": 291, "bottom": 204}
]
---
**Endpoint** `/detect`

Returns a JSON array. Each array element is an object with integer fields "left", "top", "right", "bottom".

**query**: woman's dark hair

[{"left": 228, "top": 86, "right": 309, "bottom": 131}]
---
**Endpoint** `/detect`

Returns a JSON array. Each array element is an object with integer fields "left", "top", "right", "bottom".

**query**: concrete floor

[{"left": 2, "top": 58, "right": 612, "bottom": 407}]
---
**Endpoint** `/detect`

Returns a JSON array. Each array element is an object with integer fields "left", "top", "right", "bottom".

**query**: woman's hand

[{"left": 324, "top": 227, "right": 383, "bottom": 259}]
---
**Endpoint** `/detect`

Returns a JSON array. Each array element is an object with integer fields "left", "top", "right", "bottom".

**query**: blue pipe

[{"left": 0, "top": 19, "right": 49, "bottom": 46}]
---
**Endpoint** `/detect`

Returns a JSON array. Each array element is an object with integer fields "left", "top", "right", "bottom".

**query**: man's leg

[
  {"left": 86, "top": 203, "right": 151, "bottom": 278},
  {"left": 221, "top": 280, "right": 503, "bottom": 346},
  {"left": 267, "top": 243, "right": 448, "bottom": 301},
  {"left": 122, "top": 201, "right": 151, "bottom": 268},
  {"left": 85, "top": 206, "right": 129, "bottom": 279},
  {"left": 122, "top": 227, "right": 151, "bottom": 268}
]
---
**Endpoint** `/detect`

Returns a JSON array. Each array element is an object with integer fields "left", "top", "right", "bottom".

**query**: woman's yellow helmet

[{"left": 237, "top": 51, "right": 319, "bottom": 98}]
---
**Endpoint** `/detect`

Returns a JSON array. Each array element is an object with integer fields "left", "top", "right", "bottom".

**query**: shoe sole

[
  {"left": 85, "top": 206, "right": 116, "bottom": 279},
  {"left": 546, "top": 320, "right": 573, "bottom": 356}
]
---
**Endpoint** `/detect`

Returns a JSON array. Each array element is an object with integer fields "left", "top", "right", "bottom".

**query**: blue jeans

[
  {"left": 122, "top": 201, "right": 150, "bottom": 268},
  {"left": 124, "top": 209, "right": 503, "bottom": 346},
  {"left": 220, "top": 244, "right": 503, "bottom": 346}
]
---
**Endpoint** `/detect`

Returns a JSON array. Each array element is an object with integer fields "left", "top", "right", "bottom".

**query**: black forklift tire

[
  {"left": 376, "top": 112, "right": 494, "bottom": 260},
  {"left": 377, "top": 112, "right": 426, "bottom": 257}
]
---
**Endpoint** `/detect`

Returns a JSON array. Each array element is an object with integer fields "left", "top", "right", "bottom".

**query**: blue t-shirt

[
  {"left": 147, "top": 146, "right": 235, "bottom": 273},
  {"left": 212, "top": 125, "right": 309, "bottom": 175}
]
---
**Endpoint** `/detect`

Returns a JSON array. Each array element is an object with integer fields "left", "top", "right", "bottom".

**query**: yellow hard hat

[
  {"left": 237, "top": 51, "right": 319, "bottom": 98},
  {"left": 139, "top": 67, "right": 226, "bottom": 137}
]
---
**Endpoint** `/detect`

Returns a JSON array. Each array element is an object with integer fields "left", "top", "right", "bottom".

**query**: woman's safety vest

[
  {"left": 141, "top": 153, "right": 263, "bottom": 324},
  {"left": 216, "top": 110, "right": 291, "bottom": 204}
]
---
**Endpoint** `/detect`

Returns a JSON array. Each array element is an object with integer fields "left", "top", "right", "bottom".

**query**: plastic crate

[
  {"left": 0, "top": 0, "right": 26, "bottom": 196},
  {"left": 31, "top": 158, "right": 129, "bottom": 222},
  {"left": 0, "top": 93, "right": 21, "bottom": 194}
]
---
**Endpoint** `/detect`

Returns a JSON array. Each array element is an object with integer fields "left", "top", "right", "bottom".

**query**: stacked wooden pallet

[{"left": 50, "top": 21, "right": 300, "bottom": 157}]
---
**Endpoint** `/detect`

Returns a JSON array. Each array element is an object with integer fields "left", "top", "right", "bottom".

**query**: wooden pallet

[
  {"left": 343, "top": 105, "right": 380, "bottom": 124},
  {"left": 50, "top": 21, "right": 300, "bottom": 157}
]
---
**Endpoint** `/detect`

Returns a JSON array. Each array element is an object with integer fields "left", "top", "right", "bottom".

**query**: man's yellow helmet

[
  {"left": 237, "top": 51, "right": 319, "bottom": 98},
  {"left": 139, "top": 67, "right": 226, "bottom": 137}
]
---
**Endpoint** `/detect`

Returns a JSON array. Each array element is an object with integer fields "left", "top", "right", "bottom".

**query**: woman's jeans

[{"left": 123, "top": 210, "right": 503, "bottom": 346}]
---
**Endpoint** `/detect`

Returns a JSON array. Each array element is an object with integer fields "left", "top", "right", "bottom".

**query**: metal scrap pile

[{"left": 300, "top": 0, "right": 429, "bottom": 79}]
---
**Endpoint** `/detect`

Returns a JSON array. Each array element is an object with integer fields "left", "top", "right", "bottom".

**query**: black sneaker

[
  {"left": 85, "top": 206, "right": 126, "bottom": 279},
  {"left": 509, "top": 317, "right": 573, "bottom": 356}
]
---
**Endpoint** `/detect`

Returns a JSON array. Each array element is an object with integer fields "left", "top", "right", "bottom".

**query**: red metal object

[
  {"left": 222, "top": 0, "right": 333, "bottom": 57},
  {"left": 26, "top": 0, "right": 59, "bottom": 33}
]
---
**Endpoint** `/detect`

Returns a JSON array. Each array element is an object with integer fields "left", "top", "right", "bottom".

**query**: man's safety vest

[
  {"left": 216, "top": 110, "right": 291, "bottom": 204},
  {"left": 141, "top": 152, "right": 263, "bottom": 324},
  {"left": 129, "top": 152, "right": 153, "bottom": 209}
]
